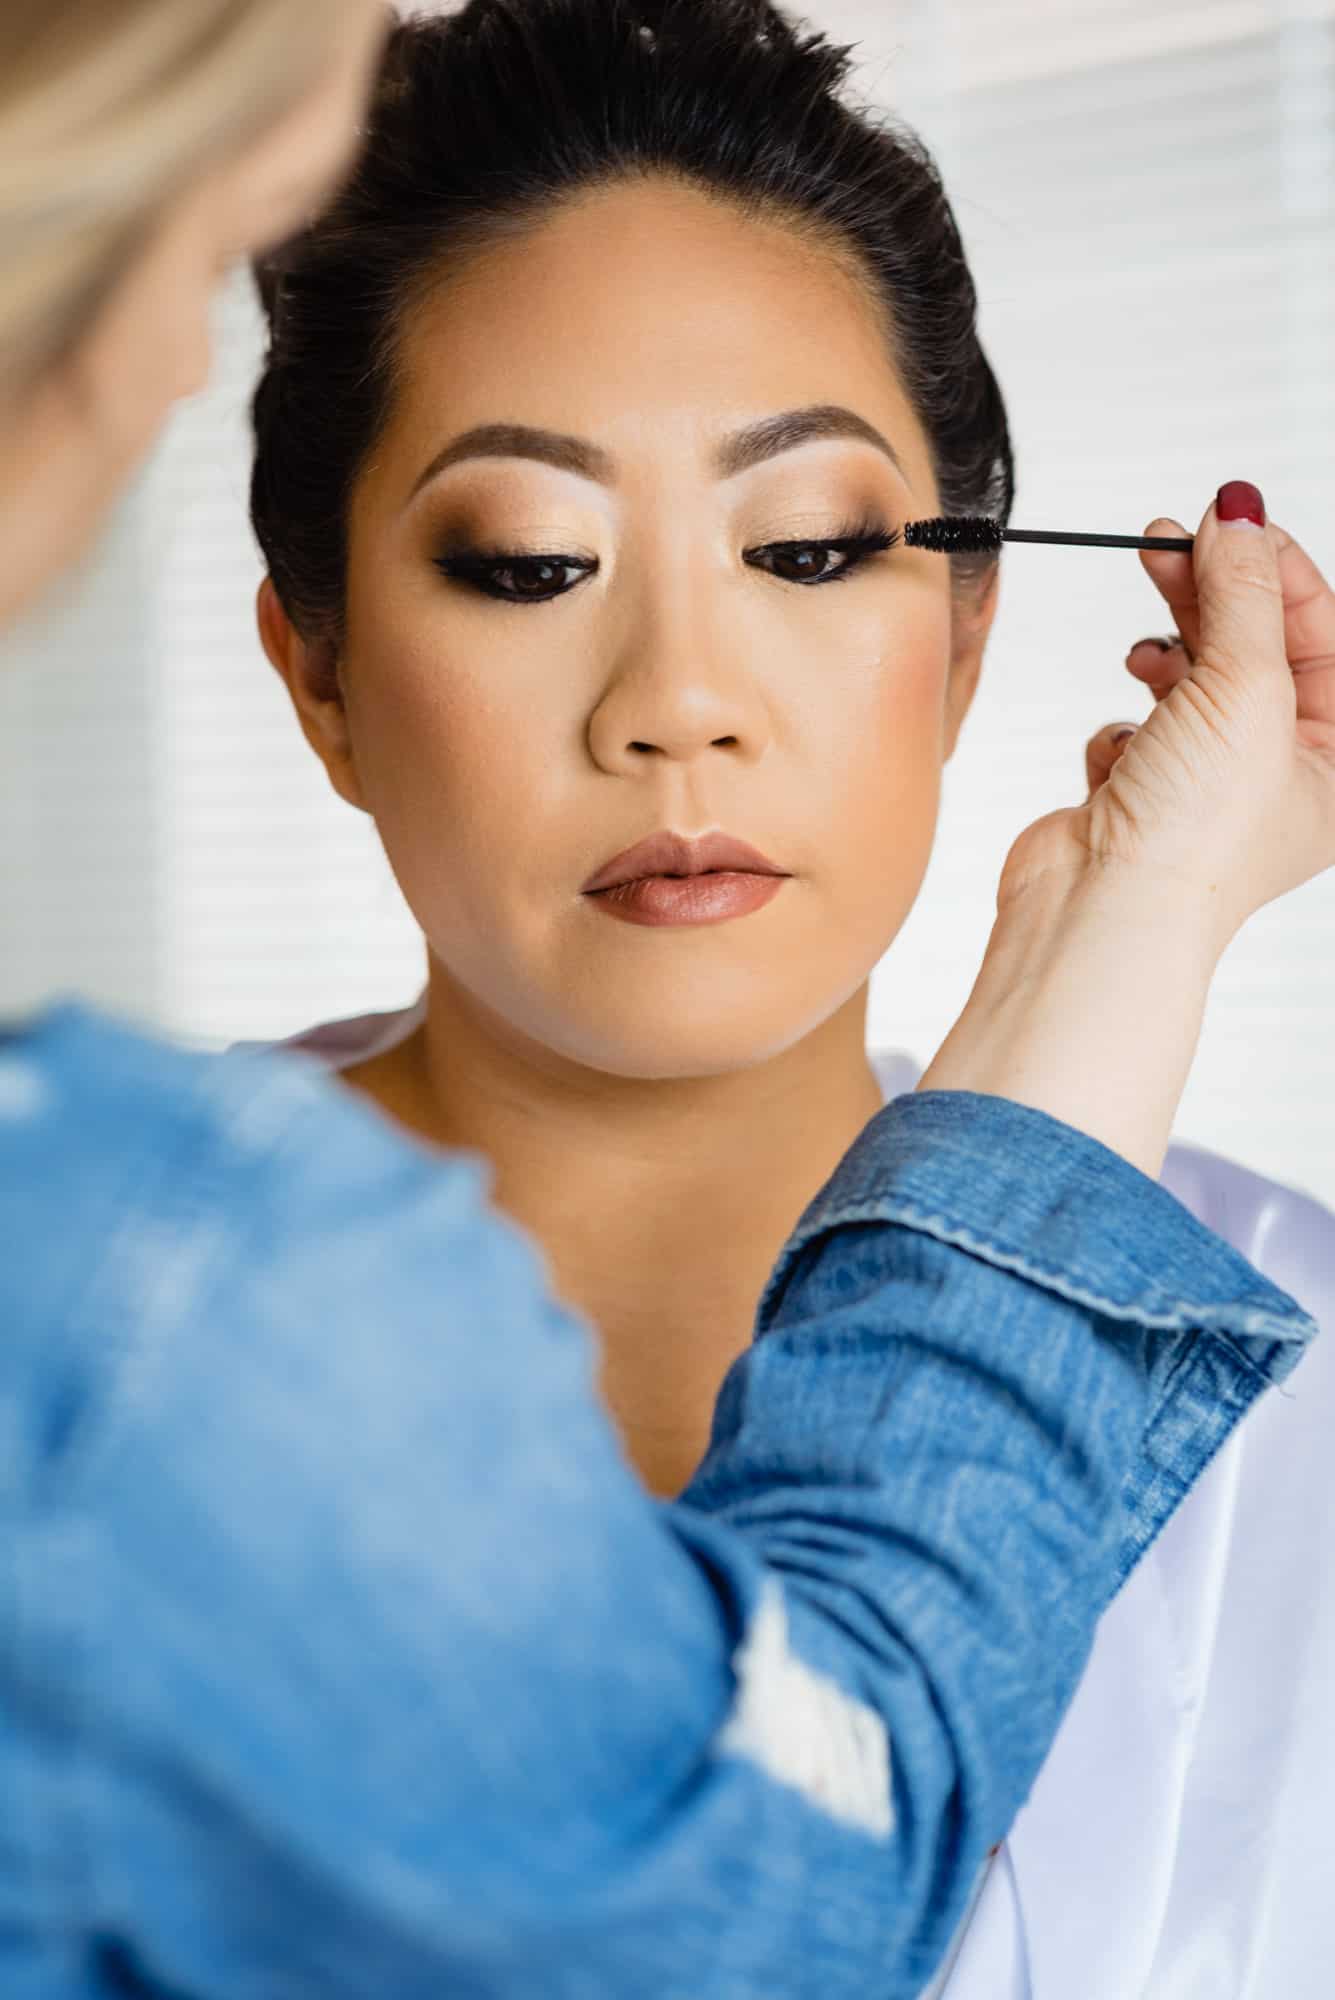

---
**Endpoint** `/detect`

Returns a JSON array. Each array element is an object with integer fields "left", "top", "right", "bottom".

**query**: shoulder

[
  {"left": 0, "top": 1000, "right": 496, "bottom": 1353},
  {"left": 0, "top": 999, "right": 271, "bottom": 1196},
  {"left": 0, "top": 1001, "right": 576, "bottom": 1508}
]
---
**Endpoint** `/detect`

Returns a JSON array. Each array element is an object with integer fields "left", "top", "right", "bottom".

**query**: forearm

[{"left": 916, "top": 865, "right": 1225, "bottom": 1180}]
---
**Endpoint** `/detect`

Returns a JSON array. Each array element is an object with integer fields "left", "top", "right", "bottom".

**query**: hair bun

[
  {"left": 624, "top": 0, "right": 794, "bottom": 47},
  {"left": 449, "top": 0, "right": 798, "bottom": 54},
  {"left": 625, "top": 0, "right": 785, "bottom": 25}
]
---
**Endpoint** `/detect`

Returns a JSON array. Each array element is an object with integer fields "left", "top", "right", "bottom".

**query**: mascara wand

[{"left": 905, "top": 516, "right": 1195, "bottom": 555}]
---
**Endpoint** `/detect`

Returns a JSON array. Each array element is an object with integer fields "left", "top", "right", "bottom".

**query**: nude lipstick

[{"left": 581, "top": 829, "right": 790, "bottom": 928}]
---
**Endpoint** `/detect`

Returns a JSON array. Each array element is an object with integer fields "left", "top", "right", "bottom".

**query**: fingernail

[
  {"left": 1216, "top": 479, "right": 1266, "bottom": 527},
  {"left": 1112, "top": 726, "right": 1136, "bottom": 744},
  {"left": 1127, "top": 637, "right": 1173, "bottom": 660}
]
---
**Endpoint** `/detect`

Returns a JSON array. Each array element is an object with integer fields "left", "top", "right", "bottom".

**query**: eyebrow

[
  {"left": 714, "top": 405, "right": 910, "bottom": 485},
  {"left": 405, "top": 403, "right": 910, "bottom": 507},
  {"left": 407, "top": 423, "right": 613, "bottom": 503}
]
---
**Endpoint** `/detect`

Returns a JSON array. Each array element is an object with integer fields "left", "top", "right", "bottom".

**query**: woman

[
  {"left": 0, "top": 3, "right": 1329, "bottom": 1995},
  {"left": 248, "top": 4, "right": 1335, "bottom": 1994}
]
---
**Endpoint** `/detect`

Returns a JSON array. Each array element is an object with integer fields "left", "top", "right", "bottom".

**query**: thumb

[{"left": 1192, "top": 480, "right": 1288, "bottom": 696}]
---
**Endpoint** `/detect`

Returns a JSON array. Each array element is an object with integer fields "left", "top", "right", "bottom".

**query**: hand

[{"left": 998, "top": 482, "right": 1335, "bottom": 949}]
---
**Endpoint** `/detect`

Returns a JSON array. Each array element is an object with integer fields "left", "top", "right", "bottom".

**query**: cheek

[
  {"left": 792, "top": 591, "right": 949, "bottom": 819},
  {"left": 342, "top": 623, "right": 566, "bottom": 895},
  {"left": 793, "top": 593, "right": 950, "bottom": 952}
]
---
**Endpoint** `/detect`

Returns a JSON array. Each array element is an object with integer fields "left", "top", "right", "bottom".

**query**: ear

[
  {"left": 256, "top": 576, "right": 369, "bottom": 813},
  {"left": 942, "top": 565, "right": 999, "bottom": 763}
]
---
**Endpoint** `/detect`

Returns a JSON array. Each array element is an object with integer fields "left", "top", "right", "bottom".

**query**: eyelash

[
  {"left": 747, "top": 521, "right": 901, "bottom": 588},
  {"left": 432, "top": 520, "right": 901, "bottom": 605}
]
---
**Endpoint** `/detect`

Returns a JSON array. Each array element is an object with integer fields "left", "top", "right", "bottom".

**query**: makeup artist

[{"left": 1, "top": 4, "right": 1332, "bottom": 1997}]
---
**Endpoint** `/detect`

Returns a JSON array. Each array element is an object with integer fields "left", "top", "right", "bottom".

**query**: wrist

[
  {"left": 918, "top": 865, "right": 1226, "bottom": 1180},
  {"left": 997, "top": 853, "right": 1239, "bottom": 956}
]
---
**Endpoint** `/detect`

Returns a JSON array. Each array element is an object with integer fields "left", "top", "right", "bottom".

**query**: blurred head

[
  {"left": 0, "top": 0, "right": 388, "bottom": 627},
  {"left": 254, "top": 0, "right": 1012, "bottom": 1082}
]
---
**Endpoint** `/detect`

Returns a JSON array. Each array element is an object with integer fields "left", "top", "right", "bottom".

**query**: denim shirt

[{"left": 0, "top": 1001, "right": 1318, "bottom": 1999}]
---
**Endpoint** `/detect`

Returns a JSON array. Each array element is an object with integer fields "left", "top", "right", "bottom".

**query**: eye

[
  {"left": 745, "top": 526, "right": 900, "bottom": 586},
  {"left": 433, "top": 550, "right": 597, "bottom": 604}
]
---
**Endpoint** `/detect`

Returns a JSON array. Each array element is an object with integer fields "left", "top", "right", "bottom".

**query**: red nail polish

[{"left": 1216, "top": 480, "right": 1266, "bottom": 526}]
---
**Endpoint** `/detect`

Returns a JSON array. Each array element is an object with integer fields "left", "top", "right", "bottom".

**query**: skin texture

[
  {"left": 0, "top": 0, "right": 389, "bottom": 629},
  {"left": 260, "top": 177, "right": 999, "bottom": 1496}
]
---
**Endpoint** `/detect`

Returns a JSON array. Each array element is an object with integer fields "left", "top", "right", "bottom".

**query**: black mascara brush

[{"left": 904, "top": 517, "right": 1195, "bottom": 555}]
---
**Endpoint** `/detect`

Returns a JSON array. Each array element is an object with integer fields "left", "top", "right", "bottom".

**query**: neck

[{"left": 345, "top": 960, "right": 890, "bottom": 1495}]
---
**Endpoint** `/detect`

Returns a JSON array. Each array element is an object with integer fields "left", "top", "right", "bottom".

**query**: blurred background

[{"left": 3, "top": 0, "right": 1333, "bottom": 1202}]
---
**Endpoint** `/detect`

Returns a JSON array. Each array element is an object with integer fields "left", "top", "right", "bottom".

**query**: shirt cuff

[{"left": 757, "top": 1089, "right": 1319, "bottom": 1589}]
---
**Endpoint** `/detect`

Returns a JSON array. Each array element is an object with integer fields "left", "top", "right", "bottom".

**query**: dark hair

[{"left": 250, "top": 0, "right": 1013, "bottom": 640}]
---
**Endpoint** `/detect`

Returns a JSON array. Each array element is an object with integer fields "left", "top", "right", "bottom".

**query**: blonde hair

[{"left": 0, "top": 0, "right": 347, "bottom": 401}]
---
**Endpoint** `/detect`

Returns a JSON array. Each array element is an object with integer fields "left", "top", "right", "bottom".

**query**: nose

[{"left": 585, "top": 595, "right": 771, "bottom": 775}]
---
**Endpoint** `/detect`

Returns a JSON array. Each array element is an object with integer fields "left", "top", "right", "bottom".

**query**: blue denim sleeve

[{"left": 0, "top": 1004, "right": 1317, "bottom": 2000}]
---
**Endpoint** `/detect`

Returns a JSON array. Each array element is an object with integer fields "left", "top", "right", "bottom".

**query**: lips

[{"left": 581, "top": 829, "right": 789, "bottom": 896}]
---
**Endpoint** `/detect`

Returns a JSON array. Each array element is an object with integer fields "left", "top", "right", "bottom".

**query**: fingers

[
  {"left": 1138, "top": 525, "right": 1200, "bottom": 658},
  {"left": 1125, "top": 632, "right": 1191, "bottom": 699},
  {"left": 1189, "top": 484, "right": 1289, "bottom": 701},
  {"left": 1085, "top": 720, "right": 1137, "bottom": 799},
  {"left": 1265, "top": 528, "right": 1335, "bottom": 727},
  {"left": 1135, "top": 499, "right": 1335, "bottom": 726}
]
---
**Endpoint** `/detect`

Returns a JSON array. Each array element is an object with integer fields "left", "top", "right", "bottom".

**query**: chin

[
  {"left": 563, "top": 1035, "right": 795, "bottom": 1082},
  {"left": 528, "top": 982, "right": 857, "bottom": 1082}
]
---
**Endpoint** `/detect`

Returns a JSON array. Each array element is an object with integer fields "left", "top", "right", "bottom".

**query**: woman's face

[{"left": 268, "top": 179, "right": 995, "bottom": 1078}]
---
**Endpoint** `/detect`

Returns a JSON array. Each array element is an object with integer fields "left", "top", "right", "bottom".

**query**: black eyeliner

[
  {"left": 433, "top": 516, "right": 902, "bottom": 601},
  {"left": 746, "top": 518, "right": 901, "bottom": 582},
  {"left": 432, "top": 546, "right": 599, "bottom": 602},
  {"left": 432, "top": 548, "right": 597, "bottom": 573}
]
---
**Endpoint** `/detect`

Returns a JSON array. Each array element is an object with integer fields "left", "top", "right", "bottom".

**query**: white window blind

[
  {"left": 864, "top": 0, "right": 1335, "bottom": 1209},
  {"left": 2, "top": 0, "right": 1333, "bottom": 1205}
]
